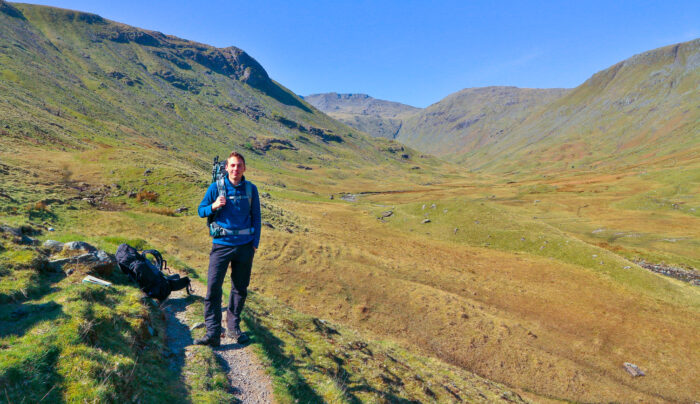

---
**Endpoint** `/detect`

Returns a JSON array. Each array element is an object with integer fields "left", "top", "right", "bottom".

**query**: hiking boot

[
  {"left": 193, "top": 334, "right": 220, "bottom": 347},
  {"left": 226, "top": 326, "right": 249, "bottom": 344}
]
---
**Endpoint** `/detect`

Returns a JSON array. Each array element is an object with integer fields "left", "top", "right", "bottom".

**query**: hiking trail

[{"left": 162, "top": 281, "right": 274, "bottom": 403}]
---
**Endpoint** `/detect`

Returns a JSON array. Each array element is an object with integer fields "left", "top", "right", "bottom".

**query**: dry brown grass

[
  {"left": 29, "top": 143, "right": 698, "bottom": 403},
  {"left": 143, "top": 206, "right": 175, "bottom": 216},
  {"left": 136, "top": 191, "right": 159, "bottom": 202}
]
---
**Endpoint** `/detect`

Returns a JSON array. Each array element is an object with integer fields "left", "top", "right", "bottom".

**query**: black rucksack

[{"left": 115, "top": 244, "right": 192, "bottom": 302}]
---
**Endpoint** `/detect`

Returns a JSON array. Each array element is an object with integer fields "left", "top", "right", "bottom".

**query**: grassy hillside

[
  {"left": 396, "top": 87, "right": 569, "bottom": 156},
  {"left": 459, "top": 39, "right": 700, "bottom": 174},
  {"left": 0, "top": 1, "right": 444, "bottom": 187}
]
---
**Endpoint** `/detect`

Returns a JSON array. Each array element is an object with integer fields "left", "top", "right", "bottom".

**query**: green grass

[{"left": 0, "top": 269, "right": 187, "bottom": 402}]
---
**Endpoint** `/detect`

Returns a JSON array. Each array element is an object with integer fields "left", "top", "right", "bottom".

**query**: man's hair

[{"left": 227, "top": 151, "right": 246, "bottom": 166}]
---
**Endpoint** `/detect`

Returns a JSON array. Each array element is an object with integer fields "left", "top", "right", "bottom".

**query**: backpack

[
  {"left": 115, "top": 244, "right": 192, "bottom": 302},
  {"left": 207, "top": 156, "right": 253, "bottom": 238}
]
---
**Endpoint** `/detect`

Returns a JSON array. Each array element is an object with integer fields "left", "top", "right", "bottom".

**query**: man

[{"left": 195, "top": 151, "right": 261, "bottom": 347}]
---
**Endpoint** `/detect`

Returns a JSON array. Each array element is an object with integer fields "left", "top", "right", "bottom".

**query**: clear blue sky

[{"left": 26, "top": 0, "right": 700, "bottom": 107}]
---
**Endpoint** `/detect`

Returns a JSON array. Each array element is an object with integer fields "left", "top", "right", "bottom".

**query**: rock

[
  {"left": 128, "top": 191, "right": 137, "bottom": 198},
  {"left": 48, "top": 257, "right": 73, "bottom": 272},
  {"left": 410, "top": 166, "right": 421, "bottom": 170},
  {"left": 43, "top": 240, "right": 64, "bottom": 252},
  {"left": 144, "top": 169, "right": 152, "bottom": 175},
  {"left": 623, "top": 362, "right": 645, "bottom": 377},
  {"left": 190, "top": 322, "right": 205, "bottom": 331},
  {"left": 431, "top": 203, "right": 436, "bottom": 209},
  {"left": 296, "top": 165, "right": 312, "bottom": 170},
  {"left": 175, "top": 206, "right": 188, "bottom": 213},
  {"left": 443, "top": 209, "right": 448, "bottom": 213},
  {"left": 329, "top": 195, "right": 334, "bottom": 200},
  {"left": 623, "top": 266, "right": 631, "bottom": 269},
  {"left": 262, "top": 222, "right": 274, "bottom": 229},
  {"left": 379, "top": 210, "right": 393, "bottom": 219},
  {"left": 64, "top": 241, "right": 97, "bottom": 252},
  {"left": 49, "top": 248, "right": 115, "bottom": 275},
  {"left": 454, "top": 228, "right": 459, "bottom": 234},
  {"left": 0, "top": 225, "right": 22, "bottom": 236},
  {"left": 422, "top": 219, "right": 431, "bottom": 224},
  {"left": 20, "top": 235, "right": 39, "bottom": 245},
  {"left": 65, "top": 267, "right": 75, "bottom": 275},
  {"left": 422, "top": 204, "right": 426, "bottom": 210},
  {"left": 261, "top": 192, "right": 271, "bottom": 199}
]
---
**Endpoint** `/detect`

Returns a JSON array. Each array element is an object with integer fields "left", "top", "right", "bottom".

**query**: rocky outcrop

[{"left": 274, "top": 116, "right": 342, "bottom": 143}]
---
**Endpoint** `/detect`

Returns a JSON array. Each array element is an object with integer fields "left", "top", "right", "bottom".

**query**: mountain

[
  {"left": 460, "top": 39, "right": 700, "bottom": 173},
  {"left": 303, "top": 92, "right": 419, "bottom": 139},
  {"left": 310, "top": 39, "right": 699, "bottom": 175},
  {"left": 0, "top": 0, "right": 435, "bottom": 185},
  {"left": 395, "top": 86, "right": 569, "bottom": 156}
]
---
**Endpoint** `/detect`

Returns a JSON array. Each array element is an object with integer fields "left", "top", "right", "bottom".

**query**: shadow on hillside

[
  {"left": 0, "top": 271, "right": 64, "bottom": 305},
  {"left": 242, "top": 314, "right": 325, "bottom": 403},
  {"left": 0, "top": 300, "right": 63, "bottom": 338},
  {"left": 261, "top": 81, "right": 312, "bottom": 113},
  {"left": 1, "top": 343, "right": 66, "bottom": 403}
]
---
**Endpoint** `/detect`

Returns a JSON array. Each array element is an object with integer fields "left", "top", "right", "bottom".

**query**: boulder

[
  {"left": 64, "top": 241, "right": 97, "bottom": 252},
  {"left": 43, "top": 240, "right": 64, "bottom": 252},
  {"left": 20, "top": 235, "right": 39, "bottom": 246},
  {"left": 49, "top": 249, "right": 115, "bottom": 276}
]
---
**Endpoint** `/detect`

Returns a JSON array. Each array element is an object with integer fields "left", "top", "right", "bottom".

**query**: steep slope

[
  {"left": 395, "top": 86, "right": 569, "bottom": 156},
  {"left": 460, "top": 39, "right": 700, "bottom": 173},
  {"left": 304, "top": 92, "right": 419, "bottom": 139},
  {"left": 0, "top": 1, "right": 439, "bottom": 185}
]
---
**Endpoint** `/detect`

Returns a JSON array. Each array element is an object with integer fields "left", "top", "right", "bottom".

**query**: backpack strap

[
  {"left": 141, "top": 249, "right": 166, "bottom": 273},
  {"left": 245, "top": 181, "right": 252, "bottom": 214}
]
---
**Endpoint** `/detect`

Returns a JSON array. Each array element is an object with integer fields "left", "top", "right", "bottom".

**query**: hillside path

[{"left": 162, "top": 281, "right": 274, "bottom": 403}]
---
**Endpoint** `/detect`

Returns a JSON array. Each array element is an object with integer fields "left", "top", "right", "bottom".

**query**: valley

[{"left": 0, "top": 2, "right": 698, "bottom": 403}]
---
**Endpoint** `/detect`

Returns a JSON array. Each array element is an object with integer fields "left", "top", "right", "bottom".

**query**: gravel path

[{"left": 163, "top": 283, "right": 274, "bottom": 403}]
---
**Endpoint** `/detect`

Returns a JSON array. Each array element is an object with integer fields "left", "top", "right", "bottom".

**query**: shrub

[{"left": 135, "top": 191, "right": 158, "bottom": 202}]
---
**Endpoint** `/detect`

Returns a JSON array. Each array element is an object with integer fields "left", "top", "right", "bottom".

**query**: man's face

[{"left": 226, "top": 156, "right": 246, "bottom": 183}]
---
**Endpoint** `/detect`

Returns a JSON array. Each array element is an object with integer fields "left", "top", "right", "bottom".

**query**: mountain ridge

[{"left": 305, "top": 39, "right": 699, "bottom": 174}]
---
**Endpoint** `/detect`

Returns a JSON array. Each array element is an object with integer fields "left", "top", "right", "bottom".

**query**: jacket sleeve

[
  {"left": 251, "top": 184, "right": 262, "bottom": 248},
  {"left": 197, "top": 183, "right": 218, "bottom": 218}
]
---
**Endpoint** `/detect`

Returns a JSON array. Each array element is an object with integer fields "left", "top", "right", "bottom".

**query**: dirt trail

[{"left": 162, "top": 282, "right": 274, "bottom": 403}]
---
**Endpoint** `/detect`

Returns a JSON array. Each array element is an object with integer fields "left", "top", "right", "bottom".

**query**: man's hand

[{"left": 212, "top": 196, "right": 226, "bottom": 211}]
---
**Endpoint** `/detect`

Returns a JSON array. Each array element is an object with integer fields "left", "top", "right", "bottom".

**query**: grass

[
  {"left": 242, "top": 292, "right": 526, "bottom": 403},
  {"left": 0, "top": 3, "right": 697, "bottom": 403},
  {"left": 0, "top": 241, "right": 190, "bottom": 403}
]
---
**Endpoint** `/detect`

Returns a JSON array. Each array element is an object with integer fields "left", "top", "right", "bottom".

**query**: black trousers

[{"left": 204, "top": 242, "right": 255, "bottom": 337}]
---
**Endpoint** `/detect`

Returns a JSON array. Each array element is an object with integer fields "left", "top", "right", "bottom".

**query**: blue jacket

[{"left": 198, "top": 176, "right": 261, "bottom": 248}]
